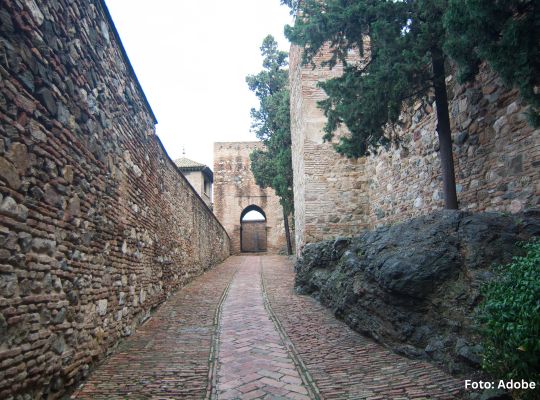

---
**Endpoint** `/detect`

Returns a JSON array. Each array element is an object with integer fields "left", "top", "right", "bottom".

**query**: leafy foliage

[
  {"left": 479, "top": 239, "right": 540, "bottom": 393},
  {"left": 444, "top": 0, "right": 540, "bottom": 126},
  {"left": 246, "top": 35, "right": 294, "bottom": 216}
]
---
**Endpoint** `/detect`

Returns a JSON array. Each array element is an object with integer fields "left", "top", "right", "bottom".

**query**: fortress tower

[{"left": 213, "top": 142, "right": 287, "bottom": 254}]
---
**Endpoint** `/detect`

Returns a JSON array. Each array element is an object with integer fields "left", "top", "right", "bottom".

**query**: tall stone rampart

[
  {"left": 290, "top": 44, "right": 540, "bottom": 254},
  {"left": 214, "top": 142, "right": 286, "bottom": 254},
  {"left": 366, "top": 64, "right": 539, "bottom": 226},
  {"left": 0, "top": 1, "right": 229, "bottom": 398}
]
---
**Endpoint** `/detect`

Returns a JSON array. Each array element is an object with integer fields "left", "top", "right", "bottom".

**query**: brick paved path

[
  {"left": 72, "top": 258, "right": 239, "bottom": 399},
  {"left": 215, "top": 257, "right": 311, "bottom": 399},
  {"left": 72, "top": 255, "right": 463, "bottom": 399},
  {"left": 261, "top": 256, "right": 463, "bottom": 400}
]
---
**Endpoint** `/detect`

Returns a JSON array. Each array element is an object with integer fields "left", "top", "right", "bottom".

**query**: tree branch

[{"left": 398, "top": 83, "right": 434, "bottom": 103}]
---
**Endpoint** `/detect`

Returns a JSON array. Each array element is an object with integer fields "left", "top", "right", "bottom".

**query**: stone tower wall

[
  {"left": 0, "top": 1, "right": 229, "bottom": 398},
  {"left": 213, "top": 142, "right": 286, "bottom": 254},
  {"left": 290, "top": 45, "right": 540, "bottom": 254},
  {"left": 290, "top": 45, "right": 371, "bottom": 255}
]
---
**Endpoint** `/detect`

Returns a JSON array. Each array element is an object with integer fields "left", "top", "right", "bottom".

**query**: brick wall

[
  {"left": 0, "top": 1, "right": 229, "bottom": 398},
  {"left": 213, "top": 142, "right": 286, "bottom": 254},
  {"left": 290, "top": 45, "right": 540, "bottom": 253}
]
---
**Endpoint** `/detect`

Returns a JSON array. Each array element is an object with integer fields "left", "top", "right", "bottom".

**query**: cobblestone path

[
  {"left": 261, "top": 256, "right": 463, "bottom": 400},
  {"left": 72, "top": 255, "right": 463, "bottom": 399},
  {"left": 72, "top": 258, "right": 239, "bottom": 399},
  {"left": 215, "top": 257, "right": 312, "bottom": 400}
]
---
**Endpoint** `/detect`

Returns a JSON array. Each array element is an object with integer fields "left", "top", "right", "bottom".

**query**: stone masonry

[
  {"left": 214, "top": 142, "right": 286, "bottom": 254},
  {"left": 290, "top": 44, "right": 540, "bottom": 254},
  {"left": 290, "top": 45, "right": 371, "bottom": 255},
  {"left": 0, "top": 1, "right": 229, "bottom": 398},
  {"left": 366, "top": 63, "right": 540, "bottom": 226}
]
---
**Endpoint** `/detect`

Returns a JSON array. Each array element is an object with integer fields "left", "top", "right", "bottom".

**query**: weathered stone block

[
  {"left": 23, "top": 0, "right": 44, "bottom": 26},
  {"left": 31, "top": 239, "right": 56, "bottom": 256},
  {"left": 6, "top": 143, "right": 29, "bottom": 175},
  {"left": 0, "top": 157, "right": 21, "bottom": 190},
  {"left": 0, "top": 274, "right": 18, "bottom": 298},
  {"left": 96, "top": 299, "right": 107, "bottom": 316},
  {"left": 36, "top": 88, "right": 57, "bottom": 115}
]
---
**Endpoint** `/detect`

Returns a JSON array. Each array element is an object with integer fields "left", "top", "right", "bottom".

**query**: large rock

[{"left": 295, "top": 210, "right": 540, "bottom": 374}]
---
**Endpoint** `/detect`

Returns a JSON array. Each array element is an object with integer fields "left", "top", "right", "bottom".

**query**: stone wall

[
  {"left": 366, "top": 64, "right": 539, "bottom": 227},
  {"left": 0, "top": 1, "right": 230, "bottom": 398},
  {"left": 290, "top": 45, "right": 370, "bottom": 255},
  {"left": 213, "top": 142, "right": 286, "bottom": 254},
  {"left": 290, "top": 45, "right": 540, "bottom": 253}
]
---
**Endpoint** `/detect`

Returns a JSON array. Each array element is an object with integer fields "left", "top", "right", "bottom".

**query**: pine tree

[
  {"left": 247, "top": 35, "right": 294, "bottom": 254},
  {"left": 282, "top": 0, "right": 461, "bottom": 209},
  {"left": 282, "top": 0, "right": 539, "bottom": 210}
]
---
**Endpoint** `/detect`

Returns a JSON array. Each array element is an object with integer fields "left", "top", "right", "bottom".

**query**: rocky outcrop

[{"left": 295, "top": 210, "right": 540, "bottom": 374}]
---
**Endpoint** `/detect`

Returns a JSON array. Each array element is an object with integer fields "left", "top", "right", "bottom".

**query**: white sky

[
  {"left": 104, "top": 0, "right": 293, "bottom": 169},
  {"left": 242, "top": 209, "right": 266, "bottom": 221}
]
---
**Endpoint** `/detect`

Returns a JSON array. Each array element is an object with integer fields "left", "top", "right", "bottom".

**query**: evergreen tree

[
  {"left": 247, "top": 35, "right": 294, "bottom": 254},
  {"left": 282, "top": 0, "right": 460, "bottom": 209},
  {"left": 282, "top": 0, "right": 539, "bottom": 210},
  {"left": 444, "top": 0, "right": 540, "bottom": 126}
]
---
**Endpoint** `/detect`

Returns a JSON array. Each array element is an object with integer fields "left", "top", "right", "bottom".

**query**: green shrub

[{"left": 480, "top": 238, "right": 540, "bottom": 396}]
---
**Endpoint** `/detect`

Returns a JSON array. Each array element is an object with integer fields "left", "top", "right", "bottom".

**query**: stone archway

[
  {"left": 240, "top": 205, "right": 267, "bottom": 253},
  {"left": 213, "top": 142, "right": 286, "bottom": 254}
]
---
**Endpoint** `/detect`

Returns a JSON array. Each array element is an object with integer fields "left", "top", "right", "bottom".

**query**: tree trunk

[
  {"left": 431, "top": 47, "right": 459, "bottom": 210},
  {"left": 283, "top": 206, "right": 293, "bottom": 255}
]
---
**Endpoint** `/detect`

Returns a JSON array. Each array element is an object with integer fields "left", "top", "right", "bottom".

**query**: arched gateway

[
  {"left": 240, "top": 205, "right": 267, "bottom": 253},
  {"left": 213, "top": 142, "right": 286, "bottom": 254}
]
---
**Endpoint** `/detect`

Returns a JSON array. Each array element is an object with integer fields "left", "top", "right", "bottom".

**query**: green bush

[{"left": 480, "top": 238, "right": 540, "bottom": 395}]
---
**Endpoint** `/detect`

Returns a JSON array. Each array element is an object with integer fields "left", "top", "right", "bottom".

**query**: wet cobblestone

[
  {"left": 216, "top": 256, "right": 310, "bottom": 399},
  {"left": 262, "top": 255, "right": 463, "bottom": 399}
]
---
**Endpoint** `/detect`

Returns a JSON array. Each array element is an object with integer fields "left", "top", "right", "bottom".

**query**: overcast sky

[{"left": 104, "top": 0, "right": 293, "bottom": 169}]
